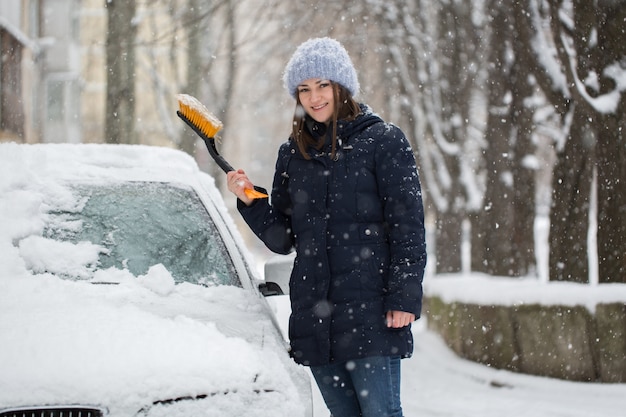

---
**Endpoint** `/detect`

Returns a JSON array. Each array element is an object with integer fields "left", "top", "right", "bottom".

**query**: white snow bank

[{"left": 425, "top": 273, "right": 626, "bottom": 312}]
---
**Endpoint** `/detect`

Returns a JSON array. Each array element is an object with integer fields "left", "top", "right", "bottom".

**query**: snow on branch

[
  {"left": 561, "top": 29, "right": 626, "bottom": 114},
  {"left": 529, "top": 0, "right": 570, "bottom": 99}
]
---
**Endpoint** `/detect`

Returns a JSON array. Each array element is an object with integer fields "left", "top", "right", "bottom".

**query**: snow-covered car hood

[
  {"left": 0, "top": 143, "right": 310, "bottom": 416},
  {"left": 0, "top": 268, "right": 305, "bottom": 416}
]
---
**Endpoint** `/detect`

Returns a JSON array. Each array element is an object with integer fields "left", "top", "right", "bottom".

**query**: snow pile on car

[{"left": 0, "top": 143, "right": 309, "bottom": 417}]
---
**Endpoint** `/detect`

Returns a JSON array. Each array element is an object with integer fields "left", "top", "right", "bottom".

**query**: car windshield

[{"left": 42, "top": 182, "right": 240, "bottom": 287}]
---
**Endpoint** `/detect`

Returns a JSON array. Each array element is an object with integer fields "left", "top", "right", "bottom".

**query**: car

[{"left": 0, "top": 142, "right": 312, "bottom": 417}]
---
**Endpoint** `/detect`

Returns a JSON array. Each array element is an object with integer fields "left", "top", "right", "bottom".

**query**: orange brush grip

[{"left": 244, "top": 188, "right": 269, "bottom": 199}]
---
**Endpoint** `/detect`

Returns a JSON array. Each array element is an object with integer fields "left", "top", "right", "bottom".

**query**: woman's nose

[{"left": 310, "top": 88, "right": 320, "bottom": 102}]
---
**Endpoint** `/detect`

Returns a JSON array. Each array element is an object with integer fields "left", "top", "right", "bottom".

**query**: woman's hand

[
  {"left": 386, "top": 310, "right": 415, "bottom": 328},
  {"left": 226, "top": 169, "right": 254, "bottom": 206}
]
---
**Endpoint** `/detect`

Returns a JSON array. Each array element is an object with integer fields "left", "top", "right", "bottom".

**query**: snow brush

[{"left": 176, "top": 94, "right": 268, "bottom": 199}]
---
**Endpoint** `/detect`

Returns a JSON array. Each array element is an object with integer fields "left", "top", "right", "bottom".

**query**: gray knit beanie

[{"left": 283, "top": 37, "right": 360, "bottom": 99}]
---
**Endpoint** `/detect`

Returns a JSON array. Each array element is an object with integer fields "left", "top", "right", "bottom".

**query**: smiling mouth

[{"left": 312, "top": 103, "right": 328, "bottom": 111}]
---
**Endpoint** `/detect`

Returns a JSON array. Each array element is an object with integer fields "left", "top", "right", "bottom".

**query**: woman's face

[{"left": 297, "top": 78, "right": 335, "bottom": 124}]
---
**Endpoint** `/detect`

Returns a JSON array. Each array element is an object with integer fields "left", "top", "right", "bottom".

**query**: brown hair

[{"left": 290, "top": 82, "right": 361, "bottom": 160}]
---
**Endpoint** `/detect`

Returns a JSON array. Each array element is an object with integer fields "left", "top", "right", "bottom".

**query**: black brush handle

[{"left": 177, "top": 111, "right": 234, "bottom": 173}]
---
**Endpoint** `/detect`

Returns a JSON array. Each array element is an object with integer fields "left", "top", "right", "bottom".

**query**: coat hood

[{"left": 303, "top": 104, "right": 384, "bottom": 148}]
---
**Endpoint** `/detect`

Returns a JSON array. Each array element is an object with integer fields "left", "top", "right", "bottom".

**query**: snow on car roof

[{"left": 1, "top": 142, "right": 200, "bottom": 182}]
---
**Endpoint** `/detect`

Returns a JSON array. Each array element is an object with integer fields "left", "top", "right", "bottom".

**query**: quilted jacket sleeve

[
  {"left": 237, "top": 143, "right": 295, "bottom": 255},
  {"left": 375, "top": 124, "right": 427, "bottom": 317}
]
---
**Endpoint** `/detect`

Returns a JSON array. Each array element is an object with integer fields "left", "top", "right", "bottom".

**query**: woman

[{"left": 227, "top": 37, "right": 426, "bottom": 417}]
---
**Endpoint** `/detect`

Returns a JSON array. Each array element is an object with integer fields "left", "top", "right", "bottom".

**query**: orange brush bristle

[
  {"left": 176, "top": 93, "right": 223, "bottom": 138},
  {"left": 175, "top": 93, "right": 268, "bottom": 200}
]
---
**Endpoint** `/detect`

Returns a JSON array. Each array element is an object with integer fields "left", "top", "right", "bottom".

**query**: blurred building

[
  {"left": 0, "top": 0, "right": 199, "bottom": 146},
  {"left": 0, "top": 0, "right": 81, "bottom": 143}
]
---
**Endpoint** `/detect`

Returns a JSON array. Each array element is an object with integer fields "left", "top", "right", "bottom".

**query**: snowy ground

[
  {"left": 402, "top": 323, "right": 626, "bottom": 417},
  {"left": 267, "top": 276, "right": 626, "bottom": 417},
  {"left": 270, "top": 296, "right": 626, "bottom": 417}
]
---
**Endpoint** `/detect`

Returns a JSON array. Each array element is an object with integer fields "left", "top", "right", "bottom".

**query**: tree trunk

[
  {"left": 596, "top": 102, "right": 626, "bottom": 283},
  {"left": 509, "top": 72, "right": 537, "bottom": 276},
  {"left": 588, "top": 2, "right": 626, "bottom": 283},
  {"left": 435, "top": 0, "right": 475, "bottom": 273},
  {"left": 0, "top": 34, "right": 25, "bottom": 140},
  {"left": 479, "top": 104, "right": 516, "bottom": 276},
  {"left": 435, "top": 212, "right": 464, "bottom": 273},
  {"left": 549, "top": 111, "right": 592, "bottom": 283},
  {"left": 508, "top": 22, "right": 538, "bottom": 277},
  {"left": 179, "top": 0, "right": 202, "bottom": 156},
  {"left": 474, "top": 0, "right": 536, "bottom": 277},
  {"left": 105, "top": 0, "right": 137, "bottom": 144}
]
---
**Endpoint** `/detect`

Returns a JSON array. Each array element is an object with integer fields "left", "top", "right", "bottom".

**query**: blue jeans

[{"left": 310, "top": 356, "right": 404, "bottom": 417}]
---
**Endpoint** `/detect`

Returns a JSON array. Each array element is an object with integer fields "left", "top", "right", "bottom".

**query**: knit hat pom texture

[{"left": 283, "top": 37, "right": 359, "bottom": 99}]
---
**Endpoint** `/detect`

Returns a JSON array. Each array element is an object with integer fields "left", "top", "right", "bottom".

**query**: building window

[{"left": 47, "top": 80, "right": 65, "bottom": 122}]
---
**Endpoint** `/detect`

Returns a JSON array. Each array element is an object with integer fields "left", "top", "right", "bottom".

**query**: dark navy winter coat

[{"left": 238, "top": 105, "right": 426, "bottom": 367}]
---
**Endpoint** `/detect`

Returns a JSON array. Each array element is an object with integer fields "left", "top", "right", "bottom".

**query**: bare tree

[
  {"left": 368, "top": 0, "right": 468, "bottom": 273},
  {"left": 586, "top": 2, "right": 626, "bottom": 283},
  {"left": 105, "top": 0, "right": 137, "bottom": 144},
  {"left": 474, "top": 0, "right": 537, "bottom": 276},
  {"left": 135, "top": 0, "right": 289, "bottom": 184},
  {"left": 517, "top": 0, "right": 626, "bottom": 283}
]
